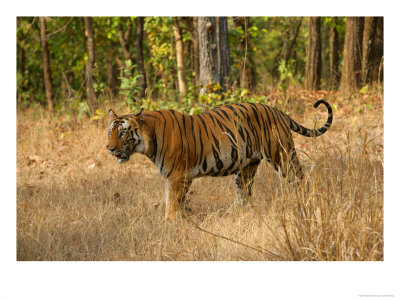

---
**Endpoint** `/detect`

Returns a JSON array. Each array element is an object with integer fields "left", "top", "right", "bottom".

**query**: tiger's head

[{"left": 106, "top": 108, "right": 146, "bottom": 164}]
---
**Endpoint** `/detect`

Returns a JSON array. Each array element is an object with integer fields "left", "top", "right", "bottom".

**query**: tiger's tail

[{"left": 288, "top": 99, "right": 333, "bottom": 137}]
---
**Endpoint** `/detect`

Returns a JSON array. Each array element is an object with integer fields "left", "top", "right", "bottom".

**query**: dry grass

[{"left": 17, "top": 92, "right": 383, "bottom": 261}]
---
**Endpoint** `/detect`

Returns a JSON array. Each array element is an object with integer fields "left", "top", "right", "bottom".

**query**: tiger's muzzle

[{"left": 107, "top": 146, "right": 130, "bottom": 164}]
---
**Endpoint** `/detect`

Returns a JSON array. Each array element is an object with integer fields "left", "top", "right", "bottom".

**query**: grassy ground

[{"left": 17, "top": 90, "right": 383, "bottom": 260}]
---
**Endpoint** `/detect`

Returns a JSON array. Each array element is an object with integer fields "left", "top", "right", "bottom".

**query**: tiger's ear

[
  {"left": 109, "top": 109, "right": 117, "bottom": 120},
  {"left": 136, "top": 107, "right": 144, "bottom": 125}
]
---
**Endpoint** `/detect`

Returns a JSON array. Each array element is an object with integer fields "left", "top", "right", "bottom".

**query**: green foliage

[
  {"left": 118, "top": 60, "right": 143, "bottom": 109},
  {"left": 228, "top": 17, "right": 309, "bottom": 87},
  {"left": 199, "top": 82, "right": 225, "bottom": 106},
  {"left": 119, "top": 85, "right": 270, "bottom": 117},
  {"left": 48, "top": 18, "right": 87, "bottom": 97},
  {"left": 322, "top": 17, "right": 346, "bottom": 36},
  {"left": 359, "top": 84, "right": 369, "bottom": 95},
  {"left": 144, "top": 17, "right": 178, "bottom": 99},
  {"left": 17, "top": 17, "right": 45, "bottom": 106},
  {"left": 91, "top": 108, "right": 106, "bottom": 120},
  {"left": 76, "top": 101, "right": 90, "bottom": 119},
  {"left": 251, "top": 17, "right": 307, "bottom": 84},
  {"left": 277, "top": 60, "right": 292, "bottom": 91},
  {"left": 16, "top": 16, "right": 362, "bottom": 115}
]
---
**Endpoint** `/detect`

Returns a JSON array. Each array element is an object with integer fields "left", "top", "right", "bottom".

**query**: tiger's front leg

[{"left": 164, "top": 176, "right": 192, "bottom": 221}]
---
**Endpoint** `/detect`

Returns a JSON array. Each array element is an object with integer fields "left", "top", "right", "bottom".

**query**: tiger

[{"left": 107, "top": 100, "right": 333, "bottom": 221}]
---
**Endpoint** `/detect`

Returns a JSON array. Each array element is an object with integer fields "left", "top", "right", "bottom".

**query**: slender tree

[
  {"left": 362, "top": 17, "right": 383, "bottom": 85},
  {"left": 198, "top": 17, "right": 232, "bottom": 96},
  {"left": 106, "top": 59, "right": 118, "bottom": 101},
  {"left": 233, "top": 17, "right": 256, "bottom": 90},
  {"left": 117, "top": 17, "right": 133, "bottom": 62},
  {"left": 115, "top": 17, "right": 133, "bottom": 80},
  {"left": 17, "top": 18, "right": 27, "bottom": 106},
  {"left": 39, "top": 17, "right": 55, "bottom": 115},
  {"left": 369, "top": 17, "right": 383, "bottom": 85},
  {"left": 328, "top": 17, "right": 340, "bottom": 90},
  {"left": 305, "top": 17, "right": 322, "bottom": 90},
  {"left": 285, "top": 17, "right": 303, "bottom": 63},
  {"left": 217, "top": 17, "right": 232, "bottom": 91},
  {"left": 173, "top": 17, "right": 187, "bottom": 97},
  {"left": 17, "top": 43, "right": 25, "bottom": 105},
  {"left": 136, "top": 17, "right": 147, "bottom": 99},
  {"left": 361, "top": 17, "right": 377, "bottom": 85},
  {"left": 340, "top": 17, "right": 364, "bottom": 94},
  {"left": 182, "top": 17, "right": 200, "bottom": 88},
  {"left": 84, "top": 17, "right": 98, "bottom": 116}
]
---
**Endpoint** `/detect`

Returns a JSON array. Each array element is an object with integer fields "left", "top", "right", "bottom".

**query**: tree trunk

[
  {"left": 192, "top": 18, "right": 200, "bottom": 88},
  {"left": 198, "top": 17, "right": 232, "bottom": 96},
  {"left": 198, "top": 17, "right": 218, "bottom": 94},
  {"left": 328, "top": 17, "right": 340, "bottom": 90},
  {"left": 136, "top": 17, "right": 147, "bottom": 99},
  {"left": 106, "top": 60, "right": 118, "bottom": 102},
  {"left": 217, "top": 17, "right": 232, "bottom": 91},
  {"left": 17, "top": 43, "right": 25, "bottom": 105},
  {"left": 173, "top": 17, "right": 187, "bottom": 97},
  {"left": 361, "top": 17, "right": 377, "bottom": 85},
  {"left": 183, "top": 17, "right": 200, "bottom": 88},
  {"left": 118, "top": 17, "right": 133, "bottom": 62},
  {"left": 340, "top": 17, "right": 364, "bottom": 94},
  {"left": 367, "top": 17, "right": 383, "bottom": 85},
  {"left": 233, "top": 17, "right": 256, "bottom": 90},
  {"left": 18, "top": 44, "right": 25, "bottom": 78},
  {"left": 285, "top": 17, "right": 303, "bottom": 63},
  {"left": 39, "top": 17, "right": 55, "bottom": 115},
  {"left": 84, "top": 17, "right": 98, "bottom": 116},
  {"left": 305, "top": 17, "right": 321, "bottom": 90}
]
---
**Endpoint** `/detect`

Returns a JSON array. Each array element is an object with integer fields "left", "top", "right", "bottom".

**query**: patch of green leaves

[{"left": 118, "top": 60, "right": 143, "bottom": 109}]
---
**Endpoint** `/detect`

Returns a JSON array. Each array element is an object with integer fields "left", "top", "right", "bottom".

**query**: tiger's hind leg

[
  {"left": 275, "top": 146, "right": 304, "bottom": 183},
  {"left": 287, "top": 149, "right": 304, "bottom": 182},
  {"left": 234, "top": 160, "right": 260, "bottom": 207}
]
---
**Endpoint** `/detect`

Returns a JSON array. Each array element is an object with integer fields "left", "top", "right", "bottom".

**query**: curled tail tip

[
  {"left": 289, "top": 99, "right": 333, "bottom": 137},
  {"left": 314, "top": 99, "right": 329, "bottom": 108}
]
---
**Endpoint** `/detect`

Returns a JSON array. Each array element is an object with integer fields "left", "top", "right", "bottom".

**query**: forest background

[{"left": 17, "top": 16, "right": 383, "bottom": 116}]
